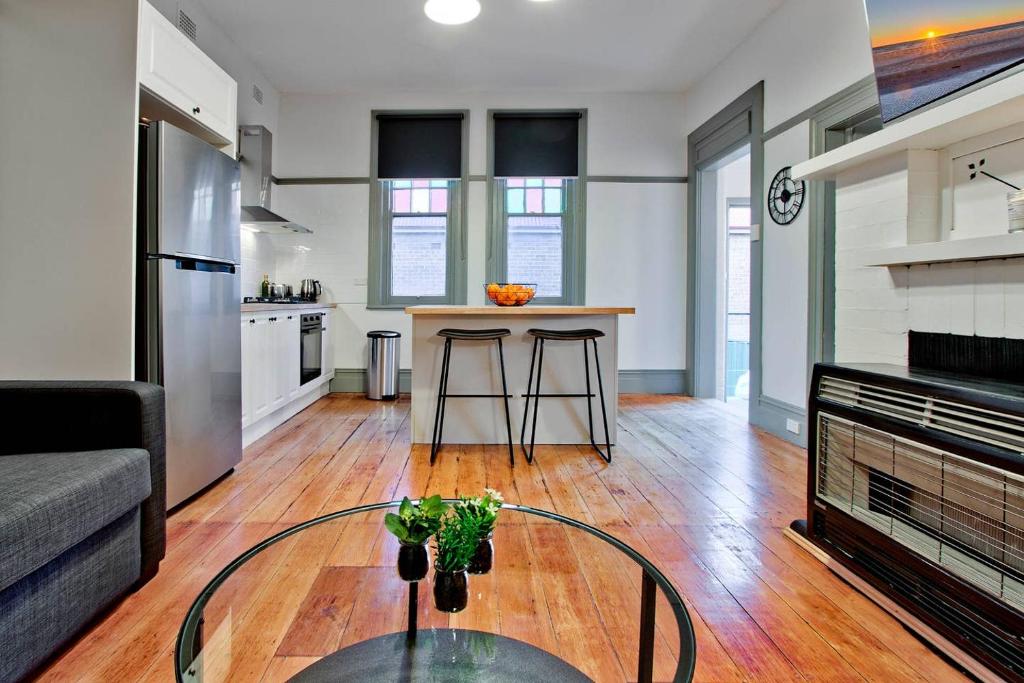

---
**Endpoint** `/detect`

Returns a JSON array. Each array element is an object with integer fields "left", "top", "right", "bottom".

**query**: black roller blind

[
  {"left": 376, "top": 113, "right": 463, "bottom": 179},
  {"left": 493, "top": 112, "right": 581, "bottom": 178}
]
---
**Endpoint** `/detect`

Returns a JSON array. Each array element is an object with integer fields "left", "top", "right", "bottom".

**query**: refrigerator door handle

[{"left": 172, "top": 251, "right": 239, "bottom": 267}]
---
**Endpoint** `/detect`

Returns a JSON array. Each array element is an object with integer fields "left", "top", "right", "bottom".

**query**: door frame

[{"left": 686, "top": 82, "right": 764, "bottom": 422}]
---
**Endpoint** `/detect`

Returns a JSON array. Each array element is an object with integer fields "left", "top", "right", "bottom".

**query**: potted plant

[
  {"left": 384, "top": 495, "right": 448, "bottom": 582},
  {"left": 454, "top": 489, "right": 503, "bottom": 574},
  {"left": 432, "top": 512, "right": 481, "bottom": 613}
]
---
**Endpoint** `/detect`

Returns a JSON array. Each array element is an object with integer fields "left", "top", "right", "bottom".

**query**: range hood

[{"left": 238, "top": 125, "right": 312, "bottom": 234}]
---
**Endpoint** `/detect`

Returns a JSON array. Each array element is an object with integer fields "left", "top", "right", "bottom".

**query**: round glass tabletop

[{"left": 176, "top": 501, "right": 697, "bottom": 682}]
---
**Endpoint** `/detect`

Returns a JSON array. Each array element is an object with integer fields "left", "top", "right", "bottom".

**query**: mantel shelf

[
  {"left": 861, "top": 233, "right": 1024, "bottom": 267},
  {"left": 792, "top": 70, "right": 1024, "bottom": 182}
]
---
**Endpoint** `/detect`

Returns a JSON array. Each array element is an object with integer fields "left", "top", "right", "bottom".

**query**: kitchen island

[{"left": 406, "top": 306, "right": 635, "bottom": 446}]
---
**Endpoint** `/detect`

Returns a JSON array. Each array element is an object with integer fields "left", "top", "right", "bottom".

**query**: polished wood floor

[{"left": 37, "top": 394, "right": 968, "bottom": 682}]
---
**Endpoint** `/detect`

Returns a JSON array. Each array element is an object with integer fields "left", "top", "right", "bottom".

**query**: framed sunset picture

[{"left": 864, "top": 0, "right": 1024, "bottom": 122}]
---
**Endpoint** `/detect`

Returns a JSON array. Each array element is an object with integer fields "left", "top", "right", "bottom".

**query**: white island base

[{"left": 407, "top": 306, "right": 635, "bottom": 446}]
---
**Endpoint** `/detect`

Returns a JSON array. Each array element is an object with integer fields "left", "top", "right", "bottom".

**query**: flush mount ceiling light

[{"left": 424, "top": 0, "right": 481, "bottom": 25}]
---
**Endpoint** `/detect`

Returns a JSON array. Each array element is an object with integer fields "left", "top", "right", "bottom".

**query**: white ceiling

[{"left": 197, "top": 0, "right": 784, "bottom": 94}]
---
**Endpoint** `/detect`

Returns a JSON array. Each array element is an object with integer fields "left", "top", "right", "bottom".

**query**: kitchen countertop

[
  {"left": 405, "top": 305, "right": 635, "bottom": 315},
  {"left": 241, "top": 302, "right": 338, "bottom": 313}
]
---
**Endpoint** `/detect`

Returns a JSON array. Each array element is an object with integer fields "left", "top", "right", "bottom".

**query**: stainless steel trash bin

[{"left": 367, "top": 331, "right": 401, "bottom": 400}]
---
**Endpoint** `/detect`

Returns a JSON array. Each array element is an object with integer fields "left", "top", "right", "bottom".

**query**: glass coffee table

[{"left": 176, "top": 502, "right": 696, "bottom": 682}]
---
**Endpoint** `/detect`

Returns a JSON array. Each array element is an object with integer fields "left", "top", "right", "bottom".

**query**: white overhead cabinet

[{"left": 137, "top": 0, "right": 237, "bottom": 153}]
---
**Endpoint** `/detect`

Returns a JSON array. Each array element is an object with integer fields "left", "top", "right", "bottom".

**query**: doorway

[
  {"left": 696, "top": 148, "right": 752, "bottom": 412},
  {"left": 686, "top": 83, "right": 764, "bottom": 422}
]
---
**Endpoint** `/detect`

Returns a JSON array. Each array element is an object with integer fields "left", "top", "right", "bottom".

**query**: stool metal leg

[
  {"left": 525, "top": 339, "right": 545, "bottom": 464},
  {"left": 496, "top": 338, "right": 515, "bottom": 468},
  {"left": 430, "top": 338, "right": 453, "bottom": 466},
  {"left": 519, "top": 337, "right": 539, "bottom": 464},
  {"left": 591, "top": 338, "right": 612, "bottom": 463}
]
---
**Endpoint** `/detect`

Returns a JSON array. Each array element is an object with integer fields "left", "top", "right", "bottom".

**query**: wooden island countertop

[{"left": 405, "top": 305, "right": 635, "bottom": 315}]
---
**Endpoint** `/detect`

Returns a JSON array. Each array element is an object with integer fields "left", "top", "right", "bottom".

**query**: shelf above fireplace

[
  {"left": 792, "top": 70, "right": 1024, "bottom": 182},
  {"left": 860, "top": 232, "right": 1024, "bottom": 267}
]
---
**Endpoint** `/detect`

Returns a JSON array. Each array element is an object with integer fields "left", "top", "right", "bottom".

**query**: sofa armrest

[{"left": 0, "top": 381, "right": 167, "bottom": 580}]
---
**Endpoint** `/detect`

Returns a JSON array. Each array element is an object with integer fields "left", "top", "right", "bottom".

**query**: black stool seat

[
  {"left": 527, "top": 328, "right": 605, "bottom": 341},
  {"left": 438, "top": 328, "right": 511, "bottom": 341}
]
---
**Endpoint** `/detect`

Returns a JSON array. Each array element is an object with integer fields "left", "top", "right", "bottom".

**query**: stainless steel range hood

[{"left": 238, "top": 125, "right": 312, "bottom": 234}]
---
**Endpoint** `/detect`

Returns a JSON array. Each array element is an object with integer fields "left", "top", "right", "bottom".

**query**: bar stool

[
  {"left": 430, "top": 328, "right": 515, "bottom": 468},
  {"left": 520, "top": 328, "right": 612, "bottom": 464}
]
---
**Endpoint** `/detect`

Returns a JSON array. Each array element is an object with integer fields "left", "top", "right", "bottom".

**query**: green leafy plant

[
  {"left": 453, "top": 488, "right": 504, "bottom": 538},
  {"left": 433, "top": 510, "right": 482, "bottom": 573},
  {"left": 384, "top": 495, "right": 449, "bottom": 545}
]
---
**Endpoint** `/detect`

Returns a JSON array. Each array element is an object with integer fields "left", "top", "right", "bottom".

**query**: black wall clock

[{"left": 767, "top": 166, "right": 806, "bottom": 225}]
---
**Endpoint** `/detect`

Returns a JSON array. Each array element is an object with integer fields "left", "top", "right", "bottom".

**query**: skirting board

[
  {"left": 783, "top": 524, "right": 1002, "bottom": 683},
  {"left": 330, "top": 368, "right": 687, "bottom": 395}
]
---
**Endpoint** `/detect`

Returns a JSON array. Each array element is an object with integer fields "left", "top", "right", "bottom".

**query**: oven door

[{"left": 300, "top": 316, "right": 322, "bottom": 385}]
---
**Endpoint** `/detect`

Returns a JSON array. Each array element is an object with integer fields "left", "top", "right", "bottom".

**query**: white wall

[
  {"left": 264, "top": 92, "right": 687, "bottom": 372},
  {"left": 681, "top": 0, "right": 874, "bottom": 413},
  {"left": 0, "top": 0, "right": 140, "bottom": 379}
]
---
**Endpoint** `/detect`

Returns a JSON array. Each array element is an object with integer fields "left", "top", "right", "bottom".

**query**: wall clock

[{"left": 767, "top": 166, "right": 806, "bottom": 225}]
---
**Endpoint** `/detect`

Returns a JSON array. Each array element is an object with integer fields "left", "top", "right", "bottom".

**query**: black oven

[{"left": 300, "top": 313, "right": 323, "bottom": 385}]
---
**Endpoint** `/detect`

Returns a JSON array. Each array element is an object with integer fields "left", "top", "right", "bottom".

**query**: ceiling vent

[
  {"left": 252, "top": 84, "right": 264, "bottom": 106},
  {"left": 177, "top": 9, "right": 197, "bottom": 43}
]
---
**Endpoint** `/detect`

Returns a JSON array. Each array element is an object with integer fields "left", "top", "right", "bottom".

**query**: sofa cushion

[{"left": 0, "top": 449, "right": 150, "bottom": 592}]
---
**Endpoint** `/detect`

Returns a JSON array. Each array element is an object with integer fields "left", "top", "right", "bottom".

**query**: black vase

[
  {"left": 433, "top": 568, "right": 469, "bottom": 613},
  {"left": 468, "top": 535, "right": 493, "bottom": 575},
  {"left": 397, "top": 542, "right": 429, "bottom": 582}
]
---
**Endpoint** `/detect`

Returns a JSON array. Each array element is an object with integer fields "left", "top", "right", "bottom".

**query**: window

[
  {"left": 369, "top": 112, "right": 467, "bottom": 307},
  {"left": 488, "top": 111, "right": 585, "bottom": 305}
]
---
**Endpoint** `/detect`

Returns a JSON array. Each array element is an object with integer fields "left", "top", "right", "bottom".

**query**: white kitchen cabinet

[
  {"left": 275, "top": 313, "right": 301, "bottom": 405},
  {"left": 242, "top": 309, "right": 329, "bottom": 431},
  {"left": 137, "top": 0, "right": 237, "bottom": 151},
  {"left": 243, "top": 315, "right": 273, "bottom": 424},
  {"left": 241, "top": 318, "right": 253, "bottom": 427}
]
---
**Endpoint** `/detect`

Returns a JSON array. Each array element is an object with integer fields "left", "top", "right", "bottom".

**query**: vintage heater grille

[
  {"left": 817, "top": 413, "right": 1024, "bottom": 613},
  {"left": 819, "top": 376, "right": 1024, "bottom": 453},
  {"left": 810, "top": 363, "right": 1024, "bottom": 680}
]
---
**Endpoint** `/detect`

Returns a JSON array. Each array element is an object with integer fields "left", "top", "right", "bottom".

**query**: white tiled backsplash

[
  {"left": 240, "top": 230, "right": 277, "bottom": 297},
  {"left": 834, "top": 153, "right": 1024, "bottom": 364}
]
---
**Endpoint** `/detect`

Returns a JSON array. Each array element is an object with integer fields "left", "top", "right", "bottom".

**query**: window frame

[
  {"left": 486, "top": 109, "right": 587, "bottom": 306},
  {"left": 368, "top": 110, "right": 469, "bottom": 309}
]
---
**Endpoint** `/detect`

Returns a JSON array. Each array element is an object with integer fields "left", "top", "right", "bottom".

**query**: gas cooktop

[{"left": 243, "top": 296, "right": 312, "bottom": 304}]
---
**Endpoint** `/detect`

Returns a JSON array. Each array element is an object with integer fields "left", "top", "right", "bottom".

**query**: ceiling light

[{"left": 424, "top": 0, "right": 481, "bottom": 25}]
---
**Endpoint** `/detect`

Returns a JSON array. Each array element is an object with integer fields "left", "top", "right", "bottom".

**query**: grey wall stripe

[
  {"left": 587, "top": 175, "right": 687, "bottom": 184},
  {"left": 274, "top": 176, "right": 371, "bottom": 185},
  {"left": 276, "top": 174, "right": 687, "bottom": 186}
]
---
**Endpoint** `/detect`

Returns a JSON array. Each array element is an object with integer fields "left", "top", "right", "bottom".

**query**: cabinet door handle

[
  {"left": 249, "top": 319, "right": 255, "bottom": 324},
  {"left": 192, "top": 106, "right": 201, "bottom": 115}
]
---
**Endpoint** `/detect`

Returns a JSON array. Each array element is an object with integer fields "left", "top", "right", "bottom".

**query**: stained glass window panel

[
  {"left": 507, "top": 189, "right": 525, "bottom": 214},
  {"left": 393, "top": 189, "right": 411, "bottom": 213},
  {"left": 544, "top": 189, "right": 561, "bottom": 213},
  {"left": 526, "top": 189, "right": 543, "bottom": 213},
  {"left": 525, "top": 178, "right": 543, "bottom": 188},
  {"left": 412, "top": 189, "right": 430, "bottom": 213},
  {"left": 507, "top": 178, "right": 525, "bottom": 188},
  {"left": 430, "top": 189, "right": 448, "bottom": 213}
]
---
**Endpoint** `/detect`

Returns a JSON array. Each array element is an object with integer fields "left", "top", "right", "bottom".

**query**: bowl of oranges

[{"left": 485, "top": 283, "right": 537, "bottom": 306}]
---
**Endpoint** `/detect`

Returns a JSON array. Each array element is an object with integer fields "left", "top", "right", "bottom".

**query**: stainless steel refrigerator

[{"left": 137, "top": 121, "right": 242, "bottom": 509}]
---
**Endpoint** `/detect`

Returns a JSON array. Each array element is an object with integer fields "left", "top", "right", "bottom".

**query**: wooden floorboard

[{"left": 36, "top": 394, "right": 970, "bottom": 682}]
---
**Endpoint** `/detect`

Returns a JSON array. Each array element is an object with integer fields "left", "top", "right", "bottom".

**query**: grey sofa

[{"left": 0, "top": 381, "right": 167, "bottom": 682}]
